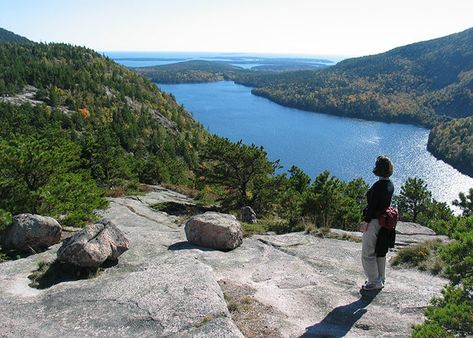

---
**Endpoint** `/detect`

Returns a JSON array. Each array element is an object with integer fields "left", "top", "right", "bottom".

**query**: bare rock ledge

[{"left": 0, "top": 185, "right": 447, "bottom": 337}]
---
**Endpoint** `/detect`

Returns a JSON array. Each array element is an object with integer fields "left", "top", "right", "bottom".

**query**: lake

[{"left": 157, "top": 81, "right": 473, "bottom": 205}]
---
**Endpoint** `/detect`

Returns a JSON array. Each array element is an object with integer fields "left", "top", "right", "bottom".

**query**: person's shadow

[{"left": 300, "top": 289, "right": 380, "bottom": 337}]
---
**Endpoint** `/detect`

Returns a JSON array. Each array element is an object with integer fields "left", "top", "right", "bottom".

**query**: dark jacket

[
  {"left": 364, "top": 179, "right": 395, "bottom": 257},
  {"left": 376, "top": 227, "right": 396, "bottom": 257},
  {"left": 363, "top": 179, "right": 394, "bottom": 222}
]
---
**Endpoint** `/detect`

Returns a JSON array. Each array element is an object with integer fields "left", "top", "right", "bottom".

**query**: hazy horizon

[
  {"left": 102, "top": 50, "right": 347, "bottom": 61},
  {"left": 1, "top": 0, "right": 472, "bottom": 57}
]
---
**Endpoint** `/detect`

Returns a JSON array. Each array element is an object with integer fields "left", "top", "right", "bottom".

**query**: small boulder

[
  {"left": 240, "top": 206, "right": 257, "bottom": 224},
  {"left": 57, "top": 220, "right": 129, "bottom": 268},
  {"left": 185, "top": 212, "right": 243, "bottom": 251},
  {"left": 4, "top": 214, "right": 62, "bottom": 252}
]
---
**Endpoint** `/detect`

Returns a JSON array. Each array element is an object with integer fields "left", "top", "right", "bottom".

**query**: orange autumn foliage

[{"left": 79, "top": 107, "right": 90, "bottom": 119}]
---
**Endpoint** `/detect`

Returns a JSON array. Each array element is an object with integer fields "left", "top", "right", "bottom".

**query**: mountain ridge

[
  {"left": 0, "top": 27, "right": 32, "bottom": 44},
  {"left": 0, "top": 32, "right": 207, "bottom": 225}
]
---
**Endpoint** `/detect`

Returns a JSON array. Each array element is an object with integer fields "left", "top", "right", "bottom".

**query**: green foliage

[
  {"left": 241, "top": 222, "right": 269, "bottom": 237},
  {"left": 416, "top": 199, "right": 454, "bottom": 233},
  {"left": 0, "top": 209, "right": 13, "bottom": 261},
  {"left": 274, "top": 166, "right": 310, "bottom": 226},
  {"left": 0, "top": 131, "right": 81, "bottom": 214},
  {"left": 79, "top": 127, "right": 136, "bottom": 184},
  {"left": 0, "top": 41, "right": 207, "bottom": 225},
  {"left": 0, "top": 208, "right": 12, "bottom": 233},
  {"left": 278, "top": 188, "right": 305, "bottom": 226},
  {"left": 244, "top": 167, "right": 369, "bottom": 232},
  {"left": 199, "top": 136, "right": 280, "bottom": 211},
  {"left": 391, "top": 239, "right": 445, "bottom": 274},
  {"left": 453, "top": 188, "right": 473, "bottom": 217},
  {"left": 428, "top": 117, "right": 473, "bottom": 177},
  {"left": 287, "top": 165, "right": 311, "bottom": 193},
  {"left": 395, "top": 177, "right": 432, "bottom": 223},
  {"left": 414, "top": 216, "right": 473, "bottom": 336},
  {"left": 38, "top": 173, "right": 108, "bottom": 226},
  {"left": 440, "top": 220, "right": 473, "bottom": 285},
  {"left": 302, "top": 171, "right": 367, "bottom": 230},
  {"left": 412, "top": 321, "right": 452, "bottom": 338},
  {"left": 259, "top": 217, "right": 299, "bottom": 235},
  {"left": 0, "top": 131, "right": 107, "bottom": 226},
  {"left": 0, "top": 27, "right": 32, "bottom": 44},
  {"left": 138, "top": 155, "right": 172, "bottom": 184},
  {"left": 413, "top": 285, "right": 473, "bottom": 337},
  {"left": 137, "top": 60, "right": 241, "bottom": 83}
]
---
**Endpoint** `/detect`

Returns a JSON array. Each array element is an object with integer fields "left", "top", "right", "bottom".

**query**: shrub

[
  {"left": 413, "top": 221, "right": 473, "bottom": 336},
  {"left": 241, "top": 222, "right": 268, "bottom": 237},
  {"left": 0, "top": 208, "right": 12, "bottom": 233},
  {"left": 258, "top": 217, "right": 298, "bottom": 235},
  {"left": 0, "top": 208, "right": 13, "bottom": 261},
  {"left": 391, "top": 239, "right": 445, "bottom": 275},
  {"left": 38, "top": 173, "right": 108, "bottom": 226}
]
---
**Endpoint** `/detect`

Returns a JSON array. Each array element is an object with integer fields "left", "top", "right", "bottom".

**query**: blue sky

[{"left": 1, "top": 0, "right": 472, "bottom": 56}]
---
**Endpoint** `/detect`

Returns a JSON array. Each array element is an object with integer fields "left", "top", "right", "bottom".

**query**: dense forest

[
  {"left": 248, "top": 27, "right": 473, "bottom": 127},
  {"left": 135, "top": 60, "right": 242, "bottom": 83},
  {"left": 427, "top": 116, "right": 473, "bottom": 176},
  {"left": 0, "top": 27, "right": 32, "bottom": 44},
  {"left": 0, "top": 38, "right": 207, "bottom": 225}
]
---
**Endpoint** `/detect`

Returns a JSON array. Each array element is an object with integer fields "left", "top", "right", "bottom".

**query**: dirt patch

[{"left": 218, "top": 279, "right": 286, "bottom": 338}]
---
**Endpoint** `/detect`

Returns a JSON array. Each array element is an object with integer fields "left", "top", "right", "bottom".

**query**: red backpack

[{"left": 378, "top": 207, "right": 399, "bottom": 230}]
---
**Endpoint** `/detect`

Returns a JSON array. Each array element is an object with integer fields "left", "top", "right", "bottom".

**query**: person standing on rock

[{"left": 358, "top": 156, "right": 394, "bottom": 291}]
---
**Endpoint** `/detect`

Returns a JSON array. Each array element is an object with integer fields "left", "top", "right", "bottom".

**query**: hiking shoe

[{"left": 361, "top": 281, "right": 384, "bottom": 290}]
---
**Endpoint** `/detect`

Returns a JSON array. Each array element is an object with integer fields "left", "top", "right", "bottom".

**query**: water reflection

[{"left": 158, "top": 81, "right": 473, "bottom": 205}]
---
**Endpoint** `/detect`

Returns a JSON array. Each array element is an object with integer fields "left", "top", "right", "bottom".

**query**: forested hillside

[
  {"left": 428, "top": 116, "right": 473, "bottom": 176},
  {"left": 135, "top": 60, "right": 242, "bottom": 83},
  {"left": 0, "top": 42, "right": 207, "bottom": 225},
  {"left": 0, "top": 27, "right": 31, "bottom": 44},
  {"left": 135, "top": 28, "right": 473, "bottom": 128},
  {"left": 249, "top": 28, "right": 473, "bottom": 127}
]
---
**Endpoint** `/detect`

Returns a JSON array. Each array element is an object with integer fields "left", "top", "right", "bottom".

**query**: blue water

[
  {"left": 157, "top": 81, "right": 473, "bottom": 205},
  {"left": 105, "top": 51, "right": 338, "bottom": 69}
]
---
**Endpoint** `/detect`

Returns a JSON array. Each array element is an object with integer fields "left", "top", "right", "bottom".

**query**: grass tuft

[{"left": 391, "top": 239, "right": 445, "bottom": 275}]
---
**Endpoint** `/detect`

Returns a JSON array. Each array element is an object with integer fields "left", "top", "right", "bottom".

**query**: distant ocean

[{"left": 104, "top": 51, "right": 343, "bottom": 69}]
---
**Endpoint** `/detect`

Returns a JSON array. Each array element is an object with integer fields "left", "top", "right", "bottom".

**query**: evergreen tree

[
  {"left": 453, "top": 188, "right": 473, "bottom": 217},
  {"left": 199, "top": 136, "right": 280, "bottom": 210},
  {"left": 396, "top": 177, "right": 432, "bottom": 223}
]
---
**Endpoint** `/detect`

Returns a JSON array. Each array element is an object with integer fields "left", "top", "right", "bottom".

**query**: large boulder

[
  {"left": 240, "top": 206, "right": 257, "bottom": 224},
  {"left": 57, "top": 219, "right": 129, "bottom": 268},
  {"left": 3, "top": 214, "right": 62, "bottom": 252},
  {"left": 185, "top": 212, "right": 243, "bottom": 251}
]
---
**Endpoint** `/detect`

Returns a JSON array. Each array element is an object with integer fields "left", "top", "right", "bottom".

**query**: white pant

[{"left": 362, "top": 219, "right": 386, "bottom": 283}]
